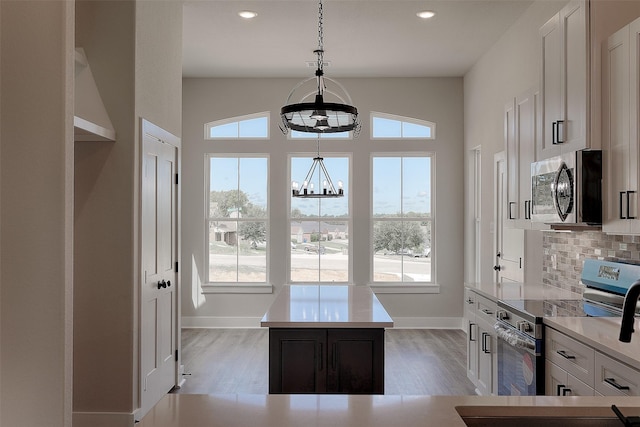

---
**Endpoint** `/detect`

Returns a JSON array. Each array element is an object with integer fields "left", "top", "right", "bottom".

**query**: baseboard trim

[
  {"left": 73, "top": 411, "right": 135, "bottom": 427},
  {"left": 390, "top": 317, "right": 465, "bottom": 329},
  {"left": 181, "top": 316, "right": 464, "bottom": 330},
  {"left": 182, "top": 316, "right": 263, "bottom": 328}
]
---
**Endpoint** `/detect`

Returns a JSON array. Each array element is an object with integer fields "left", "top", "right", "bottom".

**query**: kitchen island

[{"left": 260, "top": 285, "right": 393, "bottom": 394}]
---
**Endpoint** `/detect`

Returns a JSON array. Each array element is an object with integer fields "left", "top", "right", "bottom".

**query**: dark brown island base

[{"left": 261, "top": 285, "right": 394, "bottom": 394}]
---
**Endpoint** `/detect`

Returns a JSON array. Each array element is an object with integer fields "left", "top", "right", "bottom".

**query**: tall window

[
  {"left": 372, "top": 155, "right": 433, "bottom": 283},
  {"left": 206, "top": 156, "right": 268, "bottom": 283},
  {"left": 290, "top": 155, "right": 350, "bottom": 282}
]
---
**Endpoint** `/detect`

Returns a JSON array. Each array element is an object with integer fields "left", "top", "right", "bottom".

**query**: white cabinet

[
  {"left": 545, "top": 328, "right": 594, "bottom": 396},
  {"left": 545, "top": 326, "right": 640, "bottom": 398},
  {"left": 465, "top": 289, "right": 497, "bottom": 395},
  {"left": 594, "top": 352, "right": 640, "bottom": 397},
  {"left": 537, "top": 0, "right": 589, "bottom": 160},
  {"left": 603, "top": 18, "right": 640, "bottom": 234},
  {"left": 546, "top": 360, "right": 594, "bottom": 396},
  {"left": 505, "top": 89, "right": 538, "bottom": 228}
]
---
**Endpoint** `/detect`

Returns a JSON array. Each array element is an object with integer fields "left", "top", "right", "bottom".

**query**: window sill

[
  {"left": 202, "top": 283, "right": 273, "bottom": 294},
  {"left": 369, "top": 283, "right": 440, "bottom": 294}
]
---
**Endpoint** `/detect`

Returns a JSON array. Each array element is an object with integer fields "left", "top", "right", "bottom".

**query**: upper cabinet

[
  {"left": 505, "top": 88, "right": 542, "bottom": 229},
  {"left": 537, "top": 0, "right": 589, "bottom": 160},
  {"left": 603, "top": 19, "right": 640, "bottom": 234}
]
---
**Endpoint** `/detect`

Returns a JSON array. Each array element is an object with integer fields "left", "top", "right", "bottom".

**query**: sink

[{"left": 456, "top": 405, "right": 627, "bottom": 427}]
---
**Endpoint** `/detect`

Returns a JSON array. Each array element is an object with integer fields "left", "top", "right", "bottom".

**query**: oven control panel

[{"left": 495, "top": 304, "right": 542, "bottom": 340}]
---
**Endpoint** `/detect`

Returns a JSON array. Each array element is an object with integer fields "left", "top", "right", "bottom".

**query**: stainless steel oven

[
  {"left": 495, "top": 303, "right": 544, "bottom": 396},
  {"left": 494, "top": 259, "right": 640, "bottom": 396}
]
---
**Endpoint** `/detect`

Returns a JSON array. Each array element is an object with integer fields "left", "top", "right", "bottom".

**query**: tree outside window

[
  {"left": 207, "top": 156, "right": 268, "bottom": 283},
  {"left": 372, "top": 155, "right": 433, "bottom": 283}
]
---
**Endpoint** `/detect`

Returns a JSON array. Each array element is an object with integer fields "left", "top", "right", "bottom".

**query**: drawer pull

[
  {"left": 481, "top": 309, "right": 493, "bottom": 316},
  {"left": 605, "top": 377, "right": 630, "bottom": 391},
  {"left": 562, "top": 387, "right": 572, "bottom": 396},
  {"left": 557, "top": 350, "right": 575, "bottom": 359}
]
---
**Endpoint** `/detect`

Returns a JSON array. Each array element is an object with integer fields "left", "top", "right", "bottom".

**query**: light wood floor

[{"left": 175, "top": 328, "right": 476, "bottom": 395}]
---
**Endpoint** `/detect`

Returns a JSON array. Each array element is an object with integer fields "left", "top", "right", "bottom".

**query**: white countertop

[
  {"left": 465, "top": 281, "right": 583, "bottom": 301},
  {"left": 138, "top": 394, "right": 640, "bottom": 427},
  {"left": 260, "top": 285, "right": 393, "bottom": 328}
]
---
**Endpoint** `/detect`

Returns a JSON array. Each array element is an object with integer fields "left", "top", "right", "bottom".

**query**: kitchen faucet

[{"left": 619, "top": 279, "right": 640, "bottom": 342}]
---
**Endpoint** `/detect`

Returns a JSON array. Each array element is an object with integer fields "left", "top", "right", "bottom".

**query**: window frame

[
  {"left": 370, "top": 112, "right": 436, "bottom": 140},
  {"left": 203, "top": 153, "right": 271, "bottom": 294},
  {"left": 288, "top": 153, "right": 352, "bottom": 284},
  {"left": 204, "top": 111, "right": 270, "bottom": 140},
  {"left": 369, "top": 152, "right": 438, "bottom": 294}
]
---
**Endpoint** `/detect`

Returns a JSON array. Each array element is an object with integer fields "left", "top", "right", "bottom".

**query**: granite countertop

[
  {"left": 465, "top": 281, "right": 583, "bottom": 301},
  {"left": 138, "top": 394, "right": 640, "bottom": 426},
  {"left": 260, "top": 285, "right": 394, "bottom": 328}
]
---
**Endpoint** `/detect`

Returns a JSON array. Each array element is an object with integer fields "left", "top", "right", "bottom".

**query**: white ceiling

[{"left": 182, "top": 0, "right": 534, "bottom": 79}]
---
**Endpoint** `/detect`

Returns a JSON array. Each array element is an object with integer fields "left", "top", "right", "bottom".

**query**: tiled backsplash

[{"left": 542, "top": 230, "right": 640, "bottom": 293}]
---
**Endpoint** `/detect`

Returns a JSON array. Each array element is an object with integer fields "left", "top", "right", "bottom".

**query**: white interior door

[{"left": 140, "top": 129, "right": 178, "bottom": 418}]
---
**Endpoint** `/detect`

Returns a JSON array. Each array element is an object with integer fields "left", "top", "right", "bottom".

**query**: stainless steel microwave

[{"left": 530, "top": 150, "right": 602, "bottom": 225}]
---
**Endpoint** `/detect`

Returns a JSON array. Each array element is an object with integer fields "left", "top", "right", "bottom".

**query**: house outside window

[
  {"left": 290, "top": 155, "right": 350, "bottom": 282},
  {"left": 206, "top": 155, "right": 268, "bottom": 283}
]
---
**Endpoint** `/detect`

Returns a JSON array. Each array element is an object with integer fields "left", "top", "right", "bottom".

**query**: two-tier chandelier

[{"left": 280, "top": 0, "right": 360, "bottom": 136}]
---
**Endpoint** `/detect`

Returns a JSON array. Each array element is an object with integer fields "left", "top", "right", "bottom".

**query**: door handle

[
  {"left": 556, "top": 350, "right": 575, "bottom": 359},
  {"left": 482, "top": 332, "right": 490, "bottom": 354},
  {"left": 166, "top": 280, "right": 171, "bottom": 287},
  {"left": 556, "top": 120, "right": 565, "bottom": 144},
  {"left": 604, "top": 377, "right": 630, "bottom": 390},
  {"left": 157, "top": 279, "right": 167, "bottom": 289},
  {"left": 628, "top": 191, "right": 636, "bottom": 219},
  {"left": 493, "top": 265, "right": 501, "bottom": 271}
]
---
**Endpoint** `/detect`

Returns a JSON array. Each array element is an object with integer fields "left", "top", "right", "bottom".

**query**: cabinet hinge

[
  {"left": 175, "top": 261, "right": 179, "bottom": 273},
  {"left": 175, "top": 173, "right": 179, "bottom": 185}
]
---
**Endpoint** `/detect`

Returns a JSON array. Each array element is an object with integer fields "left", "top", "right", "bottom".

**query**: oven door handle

[{"left": 494, "top": 322, "right": 536, "bottom": 351}]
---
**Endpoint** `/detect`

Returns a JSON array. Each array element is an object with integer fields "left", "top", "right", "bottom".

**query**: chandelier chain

[{"left": 317, "top": 0, "right": 324, "bottom": 70}]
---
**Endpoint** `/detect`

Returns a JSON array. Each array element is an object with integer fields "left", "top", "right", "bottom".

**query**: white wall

[
  {"left": 182, "top": 77, "right": 465, "bottom": 327},
  {"left": 463, "top": 1, "right": 566, "bottom": 285},
  {"left": 74, "top": 1, "right": 182, "bottom": 425},
  {"left": 0, "top": 1, "right": 74, "bottom": 426}
]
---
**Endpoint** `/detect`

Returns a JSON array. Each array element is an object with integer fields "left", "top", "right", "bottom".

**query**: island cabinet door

[
  {"left": 327, "top": 329, "right": 385, "bottom": 394},
  {"left": 269, "top": 329, "right": 326, "bottom": 393}
]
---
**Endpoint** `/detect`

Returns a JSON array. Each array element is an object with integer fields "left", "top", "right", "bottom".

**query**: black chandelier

[
  {"left": 280, "top": 0, "right": 360, "bottom": 136},
  {"left": 292, "top": 140, "right": 344, "bottom": 198}
]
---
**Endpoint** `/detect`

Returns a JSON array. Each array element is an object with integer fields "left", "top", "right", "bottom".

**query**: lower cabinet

[
  {"left": 546, "top": 360, "right": 594, "bottom": 396},
  {"left": 545, "top": 326, "right": 640, "bottom": 397},
  {"left": 268, "top": 328, "right": 385, "bottom": 394},
  {"left": 465, "top": 288, "right": 497, "bottom": 395}
]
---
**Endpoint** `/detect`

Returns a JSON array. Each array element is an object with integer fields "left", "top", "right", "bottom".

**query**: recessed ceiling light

[
  {"left": 417, "top": 10, "right": 436, "bottom": 19},
  {"left": 238, "top": 10, "right": 258, "bottom": 19}
]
